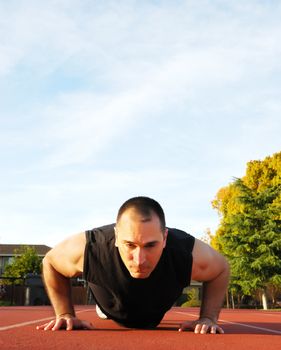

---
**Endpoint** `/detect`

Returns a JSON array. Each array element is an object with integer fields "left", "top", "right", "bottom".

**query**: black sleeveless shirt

[{"left": 83, "top": 224, "right": 195, "bottom": 328}]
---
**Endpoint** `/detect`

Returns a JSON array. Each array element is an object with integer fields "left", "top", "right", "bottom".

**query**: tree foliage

[
  {"left": 2, "top": 246, "right": 42, "bottom": 284},
  {"left": 212, "top": 152, "right": 281, "bottom": 303}
]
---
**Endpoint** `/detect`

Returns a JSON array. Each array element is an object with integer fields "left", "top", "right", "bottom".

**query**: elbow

[
  {"left": 221, "top": 255, "right": 230, "bottom": 281},
  {"left": 42, "top": 252, "right": 54, "bottom": 274},
  {"left": 223, "top": 255, "right": 230, "bottom": 271},
  {"left": 42, "top": 252, "right": 51, "bottom": 267}
]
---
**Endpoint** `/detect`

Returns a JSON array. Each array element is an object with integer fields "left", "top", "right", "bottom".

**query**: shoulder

[
  {"left": 191, "top": 238, "right": 229, "bottom": 281},
  {"left": 44, "top": 232, "right": 86, "bottom": 277},
  {"left": 167, "top": 227, "right": 195, "bottom": 252},
  {"left": 85, "top": 223, "right": 115, "bottom": 244}
]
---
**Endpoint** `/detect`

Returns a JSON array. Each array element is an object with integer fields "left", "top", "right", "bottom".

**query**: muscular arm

[
  {"left": 37, "top": 233, "right": 93, "bottom": 330},
  {"left": 42, "top": 232, "right": 85, "bottom": 316},
  {"left": 179, "top": 238, "right": 230, "bottom": 334}
]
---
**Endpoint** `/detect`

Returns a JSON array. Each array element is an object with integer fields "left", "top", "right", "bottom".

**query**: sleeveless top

[{"left": 83, "top": 224, "right": 195, "bottom": 328}]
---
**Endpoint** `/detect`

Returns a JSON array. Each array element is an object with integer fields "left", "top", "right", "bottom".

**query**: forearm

[
  {"left": 199, "top": 262, "right": 230, "bottom": 322},
  {"left": 42, "top": 257, "right": 75, "bottom": 317}
]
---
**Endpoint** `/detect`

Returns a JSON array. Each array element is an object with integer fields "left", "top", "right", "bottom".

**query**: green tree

[
  {"left": 212, "top": 152, "right": 281, "bottom": 309},
  {"left": 2, "top": 246, "right": 42, "bottom": 284}
]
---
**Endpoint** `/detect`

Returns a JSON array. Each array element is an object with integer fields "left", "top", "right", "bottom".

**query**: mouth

[
  {"left": 131, "top": 272, "right": 150, "bottom": 279},
  {"left": 131, "top": 265, "right": 148, "bottom": 273},
  {"left": 129, "top": 267, "right": 151, "bottom": 278}
]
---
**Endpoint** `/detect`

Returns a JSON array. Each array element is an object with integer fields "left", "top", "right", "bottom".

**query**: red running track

[{"left": 0, "top": 306, "right": 280, "bottom": 350}]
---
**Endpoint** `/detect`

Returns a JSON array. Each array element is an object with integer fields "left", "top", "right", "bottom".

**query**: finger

[
  {"left": 178, "top": 322, "right": 192, "bottom": 332},
  {"left": 52, "top": 318, "right": 64, "bottom": 331},
  {"left": 36, "top": 323, "right": 50, "bottom": 330},
  {"left": 66, "top": 318, "right": 74, "bottom": 331},
  {"left": 210, "top": 325, "right": 217, "bottom": 334},
  {"left": 215, "top": 325, "right": 224, "bottom": 334},
  {"left": 194, "top": 323, "right": 202, "bottom": 334},
  {"left": 44, "top": 320, "right": 56, "bottom": 331},
  {"left": 199, "top": 323, "right": 224, "bottom": 334},
  {"left": 200, "top": 324, "right": 209, "bottom": 334}
]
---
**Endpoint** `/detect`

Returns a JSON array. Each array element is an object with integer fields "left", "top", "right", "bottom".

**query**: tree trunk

[
  {"left": 225, "top": 291, "right": 230, "bottom": 309},
  {"left": 262, "top": 291, "right": 268, "bottom": 310},
  {"left": 231, "top": 291, "right": 235, "bottom": 309}
]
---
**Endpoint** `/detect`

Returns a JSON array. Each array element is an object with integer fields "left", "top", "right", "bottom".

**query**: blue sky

[{"left": 0, "top": 0, "right": 280, "bottom": 247}]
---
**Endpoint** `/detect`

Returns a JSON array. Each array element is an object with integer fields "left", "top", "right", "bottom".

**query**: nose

[{"left": 132, "top": 247, "right": 145, "bottom": 265}]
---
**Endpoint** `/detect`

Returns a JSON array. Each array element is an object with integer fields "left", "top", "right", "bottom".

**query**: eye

[
  {"left": 145, "top": 242, "right": 157, "bottom": 248},
  {"left": 125, "top": 242, "right": 135, "bottom": 249}
]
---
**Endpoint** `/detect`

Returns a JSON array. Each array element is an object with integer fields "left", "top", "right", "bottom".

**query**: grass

[{"left": 0, "top": 301, "right": 15, "bottom": 306}]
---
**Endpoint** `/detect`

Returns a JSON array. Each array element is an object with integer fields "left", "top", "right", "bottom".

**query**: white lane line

[
  {"left": 0, "top": 309, "right": 93, "bottom": 331},
  {"left": 175, "top": 311, "right": 281, "bottom": 335},
  {"left": 218, "top": 319, "right": 281, "bottom": 335},
  {"left": 0, "top": 317, "right": 54, "bottom": 331}
]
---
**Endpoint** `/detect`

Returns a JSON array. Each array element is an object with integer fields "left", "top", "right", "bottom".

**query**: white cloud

[
  {"left": 1, "top": 0, "right": 280, "bottom": 81},
  {"left": 1, "top": 1, "right": 281, "bottom": 246},
  {"left": 35, "top": 40, "right": 278, "bottom": 169},
  {"left": 0, "top": 168, "right": 195, "bottom": 245}
]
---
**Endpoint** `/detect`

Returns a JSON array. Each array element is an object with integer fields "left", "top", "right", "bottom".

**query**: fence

[
  {"left": 0, "top": 275, "right": 90, "bottom": 306},
  {"left": 0, "top": 276, "right": 204, "bottom": 308}
]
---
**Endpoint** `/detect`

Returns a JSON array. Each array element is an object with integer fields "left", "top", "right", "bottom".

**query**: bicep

[
  {"left": 44, "top": 232, "right": 86, "bottom": 278},
  {"left": 191, "top": 238, "right": 228, "bottom": 282}
]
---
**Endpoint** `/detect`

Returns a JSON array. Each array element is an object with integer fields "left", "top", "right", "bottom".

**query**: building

[
  {"left": 0, "top": 244, "right": 202, "bottom": 307},
  {"left": 0, "top": 244, "right": 51, "bottom": 275}
]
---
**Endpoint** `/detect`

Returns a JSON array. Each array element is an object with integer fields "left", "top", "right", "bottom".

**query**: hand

[
  {"left": 178, "top": 317, "right": 224, "bottom": 334},
  {"left": 36, "top": 314, "right": 95, "bottom": 331}
]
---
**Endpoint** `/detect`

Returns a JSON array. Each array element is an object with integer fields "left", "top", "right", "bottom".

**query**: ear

[
  {"left": 114, "top": 226, "right": 119, "bottom": 247},
  {"left": 163, "top": 228, "right": 168, "bottom": 248}
]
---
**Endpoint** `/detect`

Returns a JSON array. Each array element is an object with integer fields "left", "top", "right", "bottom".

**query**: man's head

[{"left": 115, "top": 196, "right": 168, "bottom": 279}]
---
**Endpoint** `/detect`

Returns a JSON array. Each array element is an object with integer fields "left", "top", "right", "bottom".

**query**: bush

[{"left": 180, "top": 288, "right": 201, "bottom": 307}]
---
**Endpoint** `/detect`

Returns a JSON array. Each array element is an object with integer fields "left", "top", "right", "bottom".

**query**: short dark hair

[{"left": 116, "top": 196, "right": 166, "bottom": 232}]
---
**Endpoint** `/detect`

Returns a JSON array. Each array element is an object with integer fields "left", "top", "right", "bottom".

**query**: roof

[{"left": 0, "top": 244, "right": 52, "bottom": 256}]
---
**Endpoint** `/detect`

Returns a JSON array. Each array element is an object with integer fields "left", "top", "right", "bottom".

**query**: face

[{"left": 115, "top": 208, "right": 168, "bottom": 279}]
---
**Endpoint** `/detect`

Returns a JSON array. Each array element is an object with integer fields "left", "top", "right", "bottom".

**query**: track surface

[{"left": 0, "top": 306, "right": 280, "bottom": 349}]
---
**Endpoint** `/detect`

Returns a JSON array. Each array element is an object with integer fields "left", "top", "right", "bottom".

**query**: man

[{"left": 37, "top": 196, "right": 229, "bottom": 334}]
